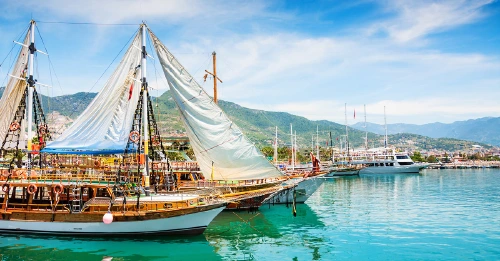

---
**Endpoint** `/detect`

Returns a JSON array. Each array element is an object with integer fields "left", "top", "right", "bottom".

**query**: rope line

[{"left": 37, "top": 21, "right": 137, "bottom": 26}]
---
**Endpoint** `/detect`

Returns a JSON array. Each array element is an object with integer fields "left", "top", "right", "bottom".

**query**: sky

[{"left": 0, "top": 0, "right": 499, "bottom": 126}]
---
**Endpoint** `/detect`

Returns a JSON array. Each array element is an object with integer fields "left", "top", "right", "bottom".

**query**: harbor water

[{"left": 1, "top": 169, "right": 499, "bottom": 260}]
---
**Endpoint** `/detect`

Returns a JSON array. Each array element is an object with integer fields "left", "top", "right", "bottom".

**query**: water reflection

[
  {"left": 0, "top": 234, "right": 221, "bottom": 261},
  {"left": 205, "top": 204, "right": 326, "bottom": 260},
  {"left": 2, "top": 170, "right": 499, "bottom": 260}
]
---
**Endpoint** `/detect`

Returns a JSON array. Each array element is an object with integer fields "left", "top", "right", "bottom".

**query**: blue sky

[{"left": 0, "top": 0, "right": 499, "bottom": 125}]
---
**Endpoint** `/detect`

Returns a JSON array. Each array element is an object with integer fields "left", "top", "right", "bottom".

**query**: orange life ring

[
  {"left": 53, "top": 184, "right": 63, "bottom": 194},
  {"left": 9, "top": 121, "right": 20, "bottom": 131},
  {"left": 27, "top": 184, "right": 37, "bottom": 195},
  {"left": 94, "top": 160, "right": 101, "bottom": 167},
  {"left": 38, "top": 125, "right": 47, "bottom": 135},
  {"left": 1, "top": 170, "right": 9, "bottom": 177},
  {"left": 2, "top": 183, "right": 9, "bottom": 193},
  {"left": 129, "top": 131, "right": 140, "bottom": 143},
  {"left": 152, "top": 163, "right": 159, "bottom": 170},
  {"left": 151, "top": 135, "right": 161, "bottom": 146}
]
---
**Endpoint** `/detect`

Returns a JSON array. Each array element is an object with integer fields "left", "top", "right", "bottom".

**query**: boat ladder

[{"left": 71, "top": 186, "right": 82, "bottom": 213}]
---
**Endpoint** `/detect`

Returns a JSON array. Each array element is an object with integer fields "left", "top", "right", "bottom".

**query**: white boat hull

[
  {"left": 266, "top": 176, "right": 326, "bottom": 204},
  {"left": 0, "top": 205, "right": 225, "bottom": 236},
  {"left": 359, "top": 164, "right": 428, "bottom": 174}
]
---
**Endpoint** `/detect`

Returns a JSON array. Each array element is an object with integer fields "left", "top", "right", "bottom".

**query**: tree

[
  {"left": 260, "top": 146, "right": 274, "bottom": 158},
  {"left": 411, "top": 151, "right": 424, "bottom": 162},
  {"left": 426, "top": 155, "right": 438, "bottom": 163}
]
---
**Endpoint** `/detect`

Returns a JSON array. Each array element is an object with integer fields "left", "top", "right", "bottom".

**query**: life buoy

[
  {"left": 38, "top": 125, "right": 47, "bottom": 135},
  {"left": 152, "top": 163, "right": 159, "bottom": 170},
  {"left": 94, "top": 160, "right": 101, "bottom": 167},
  {"left": 2, "top": 183, "right": 9, "bottom": 193},
  {"left": 1, "top": 170, "right": 9, "bottom": 177},
  {"left": 129, "top": 131, "right": 140, "bottom": 143},
  {"left": 9, "top": 121, "right": 20, "bottom": 131},
  {"left": 53, "top": 184, "right": 63, "bottom": 194},
  {"left": 27, "top": 184, "right": 37, "bottom": 195},
  {"left": 151, "top": 135, "right": 161, "bottom": 146}
]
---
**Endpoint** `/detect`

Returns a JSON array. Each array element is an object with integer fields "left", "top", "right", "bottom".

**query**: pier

[{"left": 426, "top": 161, "right": 500, "bottom": 169}]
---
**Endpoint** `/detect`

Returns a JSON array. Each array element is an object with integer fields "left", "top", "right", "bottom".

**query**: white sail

[
  {"left": 43, "top": 32, "right": 142, "bottom": 154},
  {"left": 0, "top": 32, "right": 30, "bottom": 148},
  {"left": 149, "top": 30, "right": 283, "bottom": 180}
]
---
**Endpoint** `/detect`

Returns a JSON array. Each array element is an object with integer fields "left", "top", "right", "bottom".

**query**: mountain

[
  {"left": 0, "top": 87, "right": 96, "bottom": 117},
  {"left": 352, "top": 118, "right": 500, "bottom": 146},
  {"left": 1, "top": 87, "right": 494, "bottom": 150}
]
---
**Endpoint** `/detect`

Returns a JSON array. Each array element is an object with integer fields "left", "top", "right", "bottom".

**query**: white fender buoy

[{"left": 103, "top": 212, "right": 113, "bottom": 224}]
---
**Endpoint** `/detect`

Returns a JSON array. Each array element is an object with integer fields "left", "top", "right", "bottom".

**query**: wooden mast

[{"left": 204, "top": 51, "right": 223, "bottom": 104}]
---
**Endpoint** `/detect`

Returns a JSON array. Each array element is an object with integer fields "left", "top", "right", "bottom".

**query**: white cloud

[
  {"left": 2, "top": 0, "right": 499, "bottom": 126},
  {"left": 5, "top": 0, "right": 272, "bottom": 25},
  {"left": 370, "top": 0, "right": 494, "bottom": 43}
]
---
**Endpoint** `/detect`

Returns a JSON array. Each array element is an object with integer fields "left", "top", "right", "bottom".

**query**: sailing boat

[
  {"left": 325, "top": 104, "right": 361, "bottom": 177},
  {"left": 0, "top": 21, "right": 225, "bottom": 235},
  {"left": 263, "top": 124, "right": 326, "bottom": 204},
  {"left": 148, "top": 31, "right": 296, "bottom": 210},
  {"left": 348, "top": 106, "right": 429, "bottom": 174}
]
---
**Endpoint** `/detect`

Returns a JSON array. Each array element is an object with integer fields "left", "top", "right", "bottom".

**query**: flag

[
  {"left": 211, "top": 161, "right": 214, "bottom": 181},
  {"left": 128, "top": 83, "right": 134, "bottom": 100},
  {"left": 354, "top": 109, "right": 356, "bottom": 119}
]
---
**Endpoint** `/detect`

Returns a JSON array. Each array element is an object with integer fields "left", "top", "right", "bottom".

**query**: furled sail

[
  {"left": 43, "top": 32, "right": 142, "bottom": 154},
  {"left": 149, "top": 30, "right": 283, "bottom": 180},
  {"left": 0, "top": 32, "right": 30, "bottom": 148}
]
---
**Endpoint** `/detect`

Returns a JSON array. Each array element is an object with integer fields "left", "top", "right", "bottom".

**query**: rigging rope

[
  {"left": 36, "top": 21, "right": 137, "bottom": 26},
  {"left": 0, "top": 25, "right": 29, "bottom": 89},
  {"left": 55, "top": 28, "right": 140, "bottom": 130}
]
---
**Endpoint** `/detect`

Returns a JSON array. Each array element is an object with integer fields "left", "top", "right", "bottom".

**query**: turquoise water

[{"left": 1, "top": 169, "right": 499, "bottom": 260}]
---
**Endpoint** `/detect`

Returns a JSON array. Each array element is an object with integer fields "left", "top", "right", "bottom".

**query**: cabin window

[
  {"left": 399, "top": 162, "right": 414, "bottom": 165},
  {"left": 396, "top": 156, "right": 409, "bottom": 159}
]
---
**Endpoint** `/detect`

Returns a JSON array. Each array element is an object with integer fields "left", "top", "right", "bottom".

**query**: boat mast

[
  {"left": 316, "top": 125, "right": 319, "bottom": 160},
  {"left": 26, "top": 20, "right": 36, "bottom": 170},
  {"left": 345, "top": 103, "right": 349, "bottom": 164},
  {"left": 213, "top": 52, "right": 217, "bottom": 103},
  {"left": 384, "top": 106, "right": 387, "bottom": 149},
  {"left": 294, "top": 130, "right": 297, "bottom": 167},
  {"left": 273, "top": 126, "right": 278, "bottom": 165},
  {"left": 290, "top": 123, "right": 294, "bottom": 170},
  {"left": 204, "top": 52, "right": 223, "bottom": 104},
  {"left": 364, "top": 104, "right": 368, "bottom": 150},
  {"left": 141, "top": 23, "right": 150, "bottom": 186}
]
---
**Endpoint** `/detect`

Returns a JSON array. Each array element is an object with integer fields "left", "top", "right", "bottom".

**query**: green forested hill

[{"left": 0, "top": 87, "right": 492, "bottom": 151}]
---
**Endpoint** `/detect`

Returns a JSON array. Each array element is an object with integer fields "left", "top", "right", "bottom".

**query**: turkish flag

[{"left": 128, "top": 83, "right": 134, "bottom": 100}]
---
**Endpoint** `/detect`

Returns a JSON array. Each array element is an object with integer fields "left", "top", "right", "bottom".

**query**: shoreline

[{"left": 426, "top": 161, "right": 500, "bottom": 169}]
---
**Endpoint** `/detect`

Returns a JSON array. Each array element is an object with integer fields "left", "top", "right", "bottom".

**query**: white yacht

[{"left": 350, "top": 148, "right": 429, "bottom": 174}]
